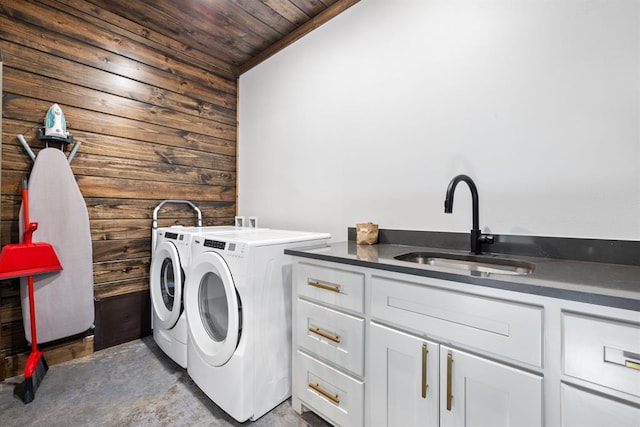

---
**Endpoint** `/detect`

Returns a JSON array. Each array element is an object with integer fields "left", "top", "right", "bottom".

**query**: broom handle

[
  {"left": 21, "top": 178, "right": 34, "bottom": 245},
  {"left": 27, "top": 275, "right": 38, "bottom": 351},
  {"left": 22, "top": 178, "right": 39, "bottom": 351}
]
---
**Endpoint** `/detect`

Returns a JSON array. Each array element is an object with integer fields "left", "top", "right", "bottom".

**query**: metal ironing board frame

[{"left": 17, "top": 134, "right": 81, "bottom": 164}]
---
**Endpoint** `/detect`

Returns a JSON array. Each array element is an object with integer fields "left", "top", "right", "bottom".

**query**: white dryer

[
  {"left": 150, "top": 227, "right": 197, "bottom": 368},
  {"left": 185, "top": 228, "right": 330, "bottom": 422}
]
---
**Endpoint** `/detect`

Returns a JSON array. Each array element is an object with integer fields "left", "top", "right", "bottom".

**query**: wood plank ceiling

[{"left": 86, "top": 0, "right": 360, "bottom": 78}]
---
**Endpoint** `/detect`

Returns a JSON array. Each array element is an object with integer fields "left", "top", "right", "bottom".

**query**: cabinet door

[
  {"left": 439, "top": 346, "right": 542, "bottom": 427},
  {"left": 369, "top": 323, "right": 439, "bottom": 427}
]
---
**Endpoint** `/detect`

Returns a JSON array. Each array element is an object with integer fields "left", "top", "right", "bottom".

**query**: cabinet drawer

[
  {"left": 563, "top": 312, "right": 640, "bottom": 398},
  {"left": 294, "top": 350, "right": 364, "bottom": 427},
  {"left": 296, "top": 299, "right": 365, "bottom": 376},
  {"left": 561, "top": 383, "right": 640, "bottom": 427},
  {"left": 296, "top": 262, "right": 365, "bottom": 313},
  {"left": 371, "top": 275, "right": 543, "bottom": 367}
]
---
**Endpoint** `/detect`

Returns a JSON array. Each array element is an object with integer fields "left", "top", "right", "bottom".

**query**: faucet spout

[
  {"left": 444, "top": 174, "right": 479, "bottom": 230},
  {"left": 444, "top": 174, "right": 493, "bottom": 255}
]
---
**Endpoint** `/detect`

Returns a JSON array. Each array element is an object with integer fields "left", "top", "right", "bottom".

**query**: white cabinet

[
  {"left": 370, "top": 275, "right": 543, "bottom": 367},
  {"left": 562, "top": 312, "right": 640, "bottom": 398},
  {"left": 439, "top": 346, "right": 542, "bottom": 427},
  {"left": 295, "top": 261, "right": 365, "bottom": 312},
  {"left": 292, "top": 260, "right": 366, "bottom": 427},
  {"left": 290, "top": 254, "right": 640, "bottom": 427},
  {"left": 294, "top": 350, "right": 364, "bottom": 427},
  {"left": 561, "top": 384, "right": 640, "bottom": 427},
  {"left": 561, "top": 311, "right": 640, "bottom": 425},
  {"left": 370, "top": 274, "right": 543, "bottom": 427},
  {"left": 370, "top": 322, "right": 543, "bottom": 427},
  {"left": 296, "top": 298, "right": 365, "bottom": 376},
  {"left": 369, "top": 323, "right": 439, "bottom": 427}
]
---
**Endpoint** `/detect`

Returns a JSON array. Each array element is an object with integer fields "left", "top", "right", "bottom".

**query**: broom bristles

[{"left": 22, "top": 353, "right": 48, "bottom": 404}]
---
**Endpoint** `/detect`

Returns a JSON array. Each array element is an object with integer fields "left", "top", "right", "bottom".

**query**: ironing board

[{"left": 20, "top": 148, "right": 94, "bottom": 344}]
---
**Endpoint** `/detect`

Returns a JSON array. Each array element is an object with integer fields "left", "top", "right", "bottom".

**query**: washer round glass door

[
  {"left": 150, "top": 241, "right": 184, "bottom": 329},
  {"left": 186, "top": 250, "right": 240, "bottom": 367}
]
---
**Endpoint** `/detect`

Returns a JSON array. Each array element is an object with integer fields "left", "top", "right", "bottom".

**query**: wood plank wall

[{"left": 0, "top": 0, "right": 237, "bottom": 372}]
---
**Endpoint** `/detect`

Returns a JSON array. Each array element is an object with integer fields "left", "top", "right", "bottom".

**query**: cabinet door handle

[
  {"left": 309, "top": 382, "right": 340, "bottom": 404},
  {"left": 605, "top": 347, "right": 640, "bottom": 371},
  {"left": 446, "top": 352, "right": 453, "bottom": 411},
  {"left": 307, "top": 280, "right": 341, "bottom": 293},
  {"left": 309, "top": 327, "right": 341, "bottom": 343},
  {"left": 421, "top": 343, "right": 428, "bottom": 398}
]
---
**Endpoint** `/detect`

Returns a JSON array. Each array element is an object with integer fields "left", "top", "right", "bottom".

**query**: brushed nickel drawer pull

[
  {"left": 605, "top": 347, "right": 640, "bottom": 371},
  {"left": 446, "top": 352, "right": 453, "bottom": 411},
  {"left": 421, "top": 343, "right": 428, "bottom": 398},
  {"left": 308, "top": 280, "right": 341, "bottom": 293},
  {"left": 309, "top": 382, "right": 340, "bottom": 404},
  {"left": 309, "top": 327, "right": 341, "bottom": 343}
]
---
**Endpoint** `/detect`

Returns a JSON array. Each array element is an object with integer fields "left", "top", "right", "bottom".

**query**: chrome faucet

[{"left": 444, "top": 174, "right": 494, "bottom": 255}]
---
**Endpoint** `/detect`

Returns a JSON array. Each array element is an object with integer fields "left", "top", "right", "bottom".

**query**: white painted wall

[{"left": 238, "top": 0, "right": 640, "bottom": 242}]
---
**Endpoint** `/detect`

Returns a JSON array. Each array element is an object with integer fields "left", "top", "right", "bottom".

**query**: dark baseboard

[{"left": 94, "top": 290, "right": 151, "bottom": 352}]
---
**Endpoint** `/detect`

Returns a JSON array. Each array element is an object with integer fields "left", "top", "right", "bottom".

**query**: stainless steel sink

[{"left": 394, "top": 252, "right": 535, "bottom": 276}]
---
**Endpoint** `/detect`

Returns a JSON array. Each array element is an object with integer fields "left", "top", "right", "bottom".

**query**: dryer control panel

[
  {"left": 160, "top": 230, "right": 192, "bottom": 248},
  {"left": 201, "top": 238, "right": 247, "bottom": 259}
]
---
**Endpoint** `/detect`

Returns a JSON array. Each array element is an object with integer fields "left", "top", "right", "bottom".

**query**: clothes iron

[
  {"left": 37, "top": 103, "right": 73, "bottom": 143},
  {"left": 44, "top": 103, "right": 68, "bottom": 139}
]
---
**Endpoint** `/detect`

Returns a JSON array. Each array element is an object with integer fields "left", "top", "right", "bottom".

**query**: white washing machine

[{"left": 184, "top": 228, "right": 330, "bottom": 422}]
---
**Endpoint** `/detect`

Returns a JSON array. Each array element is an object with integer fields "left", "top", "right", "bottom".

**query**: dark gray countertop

[{"left": 285, "top": 241, "right": 640, "bottom": 312}]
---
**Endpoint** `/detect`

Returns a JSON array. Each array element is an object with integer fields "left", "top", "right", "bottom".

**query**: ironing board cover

[{"left": 20, "top": 148, "right": 94, "bottom": 344}]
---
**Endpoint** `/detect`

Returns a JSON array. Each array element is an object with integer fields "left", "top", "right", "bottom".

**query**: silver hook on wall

[{"left": 17, "top": 134, "right": 36, "bottom": 162}]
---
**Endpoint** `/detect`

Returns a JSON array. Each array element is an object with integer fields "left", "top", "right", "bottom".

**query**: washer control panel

[{"left": 204, "top": 239, "right": 226, "bottom": 250}]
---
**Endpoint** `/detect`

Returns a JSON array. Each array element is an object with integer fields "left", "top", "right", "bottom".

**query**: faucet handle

[{"left": 480, "top": 234, "right": 495, "bottom": 245}]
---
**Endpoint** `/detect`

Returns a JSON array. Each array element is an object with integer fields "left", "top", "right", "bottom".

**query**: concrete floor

[{"left": 0, "top": 336, "right": 329, "bottom": 426}]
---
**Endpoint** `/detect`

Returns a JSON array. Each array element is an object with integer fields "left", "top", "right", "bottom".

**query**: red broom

[
  {"left": 0, "top": 178, "right": 61, "bottom": 402},
  {"left": 16, "top": 178, "right": 60, "bottom": 403}
]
